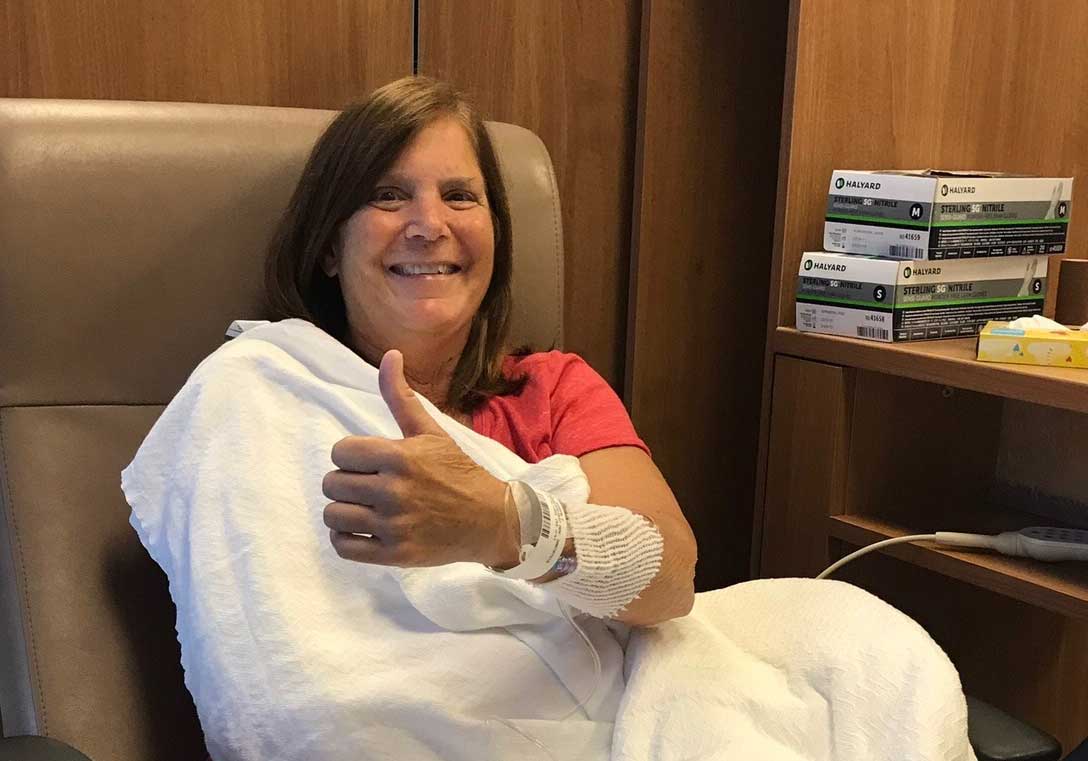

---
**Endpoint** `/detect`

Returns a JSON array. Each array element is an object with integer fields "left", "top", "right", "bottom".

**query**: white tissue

[{"left": 1007, "top": 315, "right": 1072, "bottom": 331}]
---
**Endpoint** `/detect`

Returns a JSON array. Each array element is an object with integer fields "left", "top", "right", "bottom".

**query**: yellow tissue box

[{"left": 976, "top": 320, "right": 1088, "bottom": 368}]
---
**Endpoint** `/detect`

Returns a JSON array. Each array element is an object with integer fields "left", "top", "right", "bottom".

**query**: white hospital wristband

[{"left": 489, "top": 481, "right": 569, "bottom": 580}]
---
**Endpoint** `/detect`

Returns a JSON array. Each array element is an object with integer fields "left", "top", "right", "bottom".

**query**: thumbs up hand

[
  {"left": 322, "top": 350, "right": 520, "bottom": 569},
  {"left": 376, "top": 348, "right": 447, "bottom": 438}
]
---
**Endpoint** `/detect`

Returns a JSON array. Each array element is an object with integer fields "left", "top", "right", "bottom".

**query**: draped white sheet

[{"left": 122, "top": 319, "right": 974, "bottom": 761}]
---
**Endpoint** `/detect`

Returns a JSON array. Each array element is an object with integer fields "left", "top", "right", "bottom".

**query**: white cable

[
  {"left": 933, "top": 531, "right": 1004, "bottom": 551},
  {"left": 815, "top": 527, "right": 1088, "bottom": 579},
  {"left": 487, "top": 716, "right": 556, "bottom": 761},
  {"left": 488, "top": 601, "right": 603, "bottom": 760},
  {"left": 557, "top": 602, "right": 602, "bottom": 721},
  {"left": 816, "top": 534, "right": 938, "bottom": 579}
]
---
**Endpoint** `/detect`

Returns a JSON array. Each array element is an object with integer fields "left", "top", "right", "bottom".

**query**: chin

[{"left": 401, "top": 305, "right": 474, "bottom": 337}]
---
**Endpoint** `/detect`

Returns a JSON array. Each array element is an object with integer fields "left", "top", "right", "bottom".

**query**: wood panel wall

[
  {"left": 770, "top": 0, "right": 1088, "bottom": 330},
  {"left": 996, "top": 401, "right": 1088, "bottom": 524},
  {"left": 2, "top": 0, "right": 641, "bottom": 386},
  {"left": 417, "top": 0, "right": 641, "bottom": 388},
  {"left": 627, "top": 0, "right": 789, "bottom": 590},
  {"left": 0, "top": 0, "right": 412, "bottom": 107}
]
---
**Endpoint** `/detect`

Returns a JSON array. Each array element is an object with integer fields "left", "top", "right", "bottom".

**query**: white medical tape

[{"left": 552, "top": 501, "right": 664, "bottom": 619}]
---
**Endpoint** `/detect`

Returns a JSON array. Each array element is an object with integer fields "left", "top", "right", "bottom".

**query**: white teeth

[{"left": 392, "top": 263, "right": 459, "bottom": 276}]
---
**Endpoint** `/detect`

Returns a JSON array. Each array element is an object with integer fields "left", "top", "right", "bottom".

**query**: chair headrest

[{"left": 0, "top": 98, "right": 563, "bottom": 406}]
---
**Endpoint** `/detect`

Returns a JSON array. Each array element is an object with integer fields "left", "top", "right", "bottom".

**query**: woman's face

[{"left": 326, "top": 116, "right": 495, "bottom": 355}]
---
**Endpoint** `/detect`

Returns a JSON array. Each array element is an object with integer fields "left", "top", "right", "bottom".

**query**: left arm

[
  {"left": 577, "top": 446, "right": 697, "bottom": 626},
  {"left": 528, "top": 446, "right": 696, "bottom": 626}
]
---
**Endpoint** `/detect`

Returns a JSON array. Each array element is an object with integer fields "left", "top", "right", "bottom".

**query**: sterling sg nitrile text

[
  {"left": 824, "top": 170, "right": 1073, "bottom": 261},
  {"left": 796, "top": 252, "right": 1048, "bottom": 342}
]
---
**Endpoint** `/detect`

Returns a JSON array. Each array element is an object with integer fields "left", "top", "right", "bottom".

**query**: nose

[{"left": 404, "top": 191, "right": 450, "bottom": 242}]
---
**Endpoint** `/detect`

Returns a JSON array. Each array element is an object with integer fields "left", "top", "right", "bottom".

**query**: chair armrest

[
  {"left": 967, "top": 695, "right": 1062, "bottom": 761},
  {"left": 0, "top": 736, "right": 93, "bottom": 761}
]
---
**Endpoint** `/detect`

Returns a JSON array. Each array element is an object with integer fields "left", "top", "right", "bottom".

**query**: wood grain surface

[
  {"left": 771, "top": 0, "right": 1088, "bottom": 328},
  {"left": 418, "top": 0, "right": 641, "bottom": 389},
  {"left": 767, "top": 357, "right": 1088, "bottom": 748},
  {"left": 758, "top": 356, "right": 851, "bottom": 579},
  {"left": 830, "top": 514, "right": 1088, "bottom": 621},
  {"left": 0, "top": 0, "right": 412, "bottom": 107},
  {"left": 845, "top": 369, "right": 1005, "bottom": 523},
  {"left": 775, "top": 327, "right": 1088, "bottom": 415},
  {"left": 627, "top": 0, "right": 789, "bottom": 589},
  {"left": 996, "top": 400, "right": 1088, "bottom": 521}
]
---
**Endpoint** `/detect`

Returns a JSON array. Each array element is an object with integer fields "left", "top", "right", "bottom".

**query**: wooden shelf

[
  {"left": 756, "top": 2, "right": 1088, "bottom": 744},
  {"left": 828, "top": 513, "right": 1088, "bottom": 621},
  {"left": 774, "top": 327, "right": 1088, "bottom": 415}
]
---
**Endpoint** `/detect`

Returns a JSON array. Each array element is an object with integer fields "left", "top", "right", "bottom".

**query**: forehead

[{"left": 386, "top": 116, "right": 483, "bottom": 179}]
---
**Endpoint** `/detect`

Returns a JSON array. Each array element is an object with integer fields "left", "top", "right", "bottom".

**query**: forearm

[
  {"left": 531, "top": 502, "right": 695, "bottom": 626},
  {"left": 575, "top": 447, "right": 697, "bottom": 625},
  {"left": 487, "top": 447, "right": 697, "bottom": 626},
  {"left": 536, "top": 512, "right": 695, "bottom": 624},
  {"left": 606, "top": 510, "right": 696, "bottom": 626}
]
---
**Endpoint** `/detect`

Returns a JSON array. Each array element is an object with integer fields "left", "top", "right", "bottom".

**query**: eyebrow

[
  {"left": 377, "top": 173, "right": 483, "bottom": 188},
  {"left": 442, "top": 176, "right": 484, "bottom": 187}
]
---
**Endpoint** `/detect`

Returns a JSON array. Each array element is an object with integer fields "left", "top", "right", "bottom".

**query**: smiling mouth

[{"left": 389, "top": 262, "right": 462, "bottom": 276}]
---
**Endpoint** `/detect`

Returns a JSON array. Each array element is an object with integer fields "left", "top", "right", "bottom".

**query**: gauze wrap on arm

[{"left": 551, "top": 500, "right": 664, "bottom": 619}]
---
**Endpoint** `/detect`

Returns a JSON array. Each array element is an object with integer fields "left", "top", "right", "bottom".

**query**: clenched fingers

[
  {"left": 329, "top": 530, "right": 390, "bottom": 564},
  {"left": 330, "top": 436, "right": 406, "bottom": 473},
  {"left": 324, "top": 503, "right": 401, "bottom": 565},
  {"left": 323, "top": 501, "right": 382, "bottom": 535},
  {"left": 322, "top": 470, "right": 392, "bottom": 508}
]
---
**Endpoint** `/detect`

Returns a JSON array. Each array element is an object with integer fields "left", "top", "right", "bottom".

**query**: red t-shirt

[{"left": 471, "top": 351, "right": 650, "bottom": 463}]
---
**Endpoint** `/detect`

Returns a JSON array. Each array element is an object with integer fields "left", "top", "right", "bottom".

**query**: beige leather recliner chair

[
  {"left": 3, "top": 99, "right": 1081, "bottom": 761},
  {"left": 0, "top": 98, "right": 564, "bottom": 761}
]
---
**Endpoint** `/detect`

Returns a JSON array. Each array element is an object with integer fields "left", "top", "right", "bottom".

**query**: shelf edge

[
  {"left": 775, "top": 328, "right": 1088, "bottom": 415},
  {"left": 828, "top": 515, "right": 1088, "bottom": 622}
]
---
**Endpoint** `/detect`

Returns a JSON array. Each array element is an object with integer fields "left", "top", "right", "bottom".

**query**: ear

[{"left": 320, "top": 245, "right": 340, "bottom": 278}]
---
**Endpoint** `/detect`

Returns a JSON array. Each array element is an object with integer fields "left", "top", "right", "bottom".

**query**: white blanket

[
  {"left": 615, "top": 581, "right": 975, "bottom": 761},
  {"left": 122, "top": 319, "right": 975, "bottom": 761}
]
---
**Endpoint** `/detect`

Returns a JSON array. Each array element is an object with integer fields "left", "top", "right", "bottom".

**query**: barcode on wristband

[{"left": 539, "top": 496, "right": 553, "bottom": 540}]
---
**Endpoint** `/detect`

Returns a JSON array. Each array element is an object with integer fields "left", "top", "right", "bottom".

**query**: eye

[
  {"left": 444, "top": 189, "right": 480, "bottom": 209},
  {"left": 369, "top": 187, "right": 407, "bottom": 210}
]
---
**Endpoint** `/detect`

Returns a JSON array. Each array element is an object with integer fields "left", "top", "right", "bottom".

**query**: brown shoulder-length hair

[{"left": 264, "top": 76, "right": 527, "bottom": 413}]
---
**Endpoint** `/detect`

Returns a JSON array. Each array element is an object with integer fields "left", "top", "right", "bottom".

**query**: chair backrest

[{"left": 0, "top": 98, "right": 564, "bottom": 760}]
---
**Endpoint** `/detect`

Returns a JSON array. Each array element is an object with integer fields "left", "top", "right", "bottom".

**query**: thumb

[{"left": 378, "top": 350, "right": 445, "bottom": 438}]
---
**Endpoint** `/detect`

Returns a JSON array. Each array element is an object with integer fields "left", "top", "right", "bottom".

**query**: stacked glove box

[{"left": 797, "top": 170, "right": 1073, "bottom": 342}]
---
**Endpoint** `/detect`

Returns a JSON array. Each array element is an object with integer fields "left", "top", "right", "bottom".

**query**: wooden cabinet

[
  {"left": 755, "top": 0, "right": 1088, "bottom": 750},
  {"left": 759, "top": 347, "right": 1088, "bottom": 749},
  {"left": 759, "top": 356, "right": 850, "bottom": 578}
]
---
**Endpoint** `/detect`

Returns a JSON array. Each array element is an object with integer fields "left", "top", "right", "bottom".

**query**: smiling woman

[
  {"left": 265, "top": 75, "right": 696, "bottom": 627},
  {"left": 265, "top": 77, "right": 522, "bottom": 418},
  {"left": 321, "top": 116, "right": 497, "bottom": 408}
]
